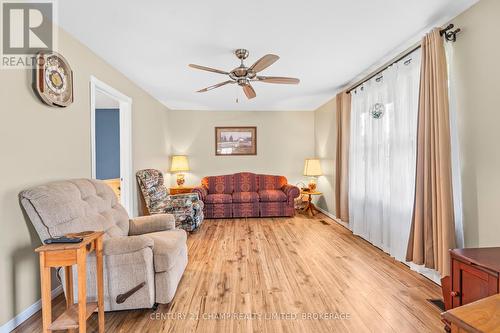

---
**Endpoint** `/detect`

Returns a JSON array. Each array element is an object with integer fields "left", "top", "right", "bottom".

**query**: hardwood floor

[{"left": 14, "top": 213, "right": 444, "bottom": 332}]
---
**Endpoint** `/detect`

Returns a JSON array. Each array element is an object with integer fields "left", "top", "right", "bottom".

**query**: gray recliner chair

[{"left": 20, "top": 179, "right": 188, "bottom": 311}]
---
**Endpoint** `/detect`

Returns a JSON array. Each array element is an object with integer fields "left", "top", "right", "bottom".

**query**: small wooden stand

[
  {"left": 441, "top": 294, "right": 500, "bottom": 332},
  {"left": 169, "top": 186, "right": 194, "bottom": 195},
  {"left": 441, "top": 247, "right": 500, "bottom": 330},
  {"left": 300, "top": 191, "right": 323, "bottom": 216},
  {"left": 36, "top": 232, "right": 104, "bottom": 333}
]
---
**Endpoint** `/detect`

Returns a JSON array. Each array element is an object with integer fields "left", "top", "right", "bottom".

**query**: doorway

[{"left": 90, "top": 76, "right": 133, "bottom": 215}]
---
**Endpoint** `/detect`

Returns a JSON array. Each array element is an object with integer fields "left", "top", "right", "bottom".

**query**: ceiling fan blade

[
  {"left": 249, "top": 54, "right": 280, "bottom": 73},
  {"left": 256, "top": 76, "right": 300, "bottom": 84},
  {"left": 189, "top": 64, "right": 229, "bottom": 75},
  {"left": 196, "top": 80, "right": 234, "bottom": 93},
  {"left": 242, "top": 84, "right": 256, "bottom": 99}
]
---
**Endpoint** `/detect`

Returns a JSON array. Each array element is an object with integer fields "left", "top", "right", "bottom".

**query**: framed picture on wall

[{"left": 215, "top": 127, "right": 257, "bottom": 156}]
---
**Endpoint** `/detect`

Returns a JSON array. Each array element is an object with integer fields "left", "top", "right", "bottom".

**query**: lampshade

[
  {"left": 170, "top": 155, "right": 190, "bottom": 172},
  {"left": 303, "top": 158, "right": 322, "bottom": 176}
]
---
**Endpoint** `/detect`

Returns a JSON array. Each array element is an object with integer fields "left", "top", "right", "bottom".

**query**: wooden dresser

[{"left": 449, "top": 248, "right": 500, "bottom": 309}]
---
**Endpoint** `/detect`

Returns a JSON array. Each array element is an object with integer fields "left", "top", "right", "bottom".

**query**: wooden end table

[
  {"left": 300, "top": 190, "right": 323, "bottom": 216},
  {"left": 169, "top": 186, "right": 194, "bottom": 195},
  {"left": 36, "top": 231, "right": 105, "bottom": 333},
  {"left": 441, "top": 294, "right": 500, "bottom": 332}
]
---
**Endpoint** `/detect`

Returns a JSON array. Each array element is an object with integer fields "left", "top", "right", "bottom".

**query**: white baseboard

[
  {"left": 315, "top": 206, "right": 349, "bottom": 229},
  {"left": 314, "top": 207, "right": 441, "bottom": 285},
  {"left": 0, "top": 285, "right": 63, "bottom": 333}
]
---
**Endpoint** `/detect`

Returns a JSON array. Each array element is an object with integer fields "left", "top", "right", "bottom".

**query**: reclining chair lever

[{"left": 116, "top": 282, "right": 146, "bottom": 304}]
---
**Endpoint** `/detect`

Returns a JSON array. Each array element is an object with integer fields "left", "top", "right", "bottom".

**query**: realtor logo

[{"left": 1, "top": 0, "right": 55, "bottom": 68}]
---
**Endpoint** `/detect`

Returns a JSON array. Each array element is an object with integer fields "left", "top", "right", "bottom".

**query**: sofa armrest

[
  {"left": 129, "top": 214, "right": 175, "bottom": 235},
  {"left": 193, "top": 186, "right": 208, "bottom": 201},
  {"left": 281, "top": 184, "right": 300, "bottom": 204},
  {"left": 103, "top": 235, "right": 154, "bottom": 256}
]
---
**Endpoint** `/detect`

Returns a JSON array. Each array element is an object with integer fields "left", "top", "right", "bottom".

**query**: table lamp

[
  {"left": 170, "top": 155, "right": 189, "bottom": 187},
  {"left": 303, "top": 158, "right": 322, "bottom": 191}
]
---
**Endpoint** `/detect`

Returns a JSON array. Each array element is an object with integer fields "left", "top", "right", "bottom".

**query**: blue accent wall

[{"left": 95, "top": 109, "right": 120, "bottom": 180}]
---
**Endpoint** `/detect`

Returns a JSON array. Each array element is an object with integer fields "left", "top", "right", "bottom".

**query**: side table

[
  {"left": 441, "top": 294, "right": 500, "bottom": 332},
  {"left": 35, "top": 231, "right": 105, "bottom": 333},
  {"left": 300, "top": 190, "right": 323, "bottom": 216},
  {"left": 169, "top": 186, "right": 194, "bottom": 195}
]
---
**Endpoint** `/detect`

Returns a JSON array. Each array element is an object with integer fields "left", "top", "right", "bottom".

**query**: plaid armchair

[{"left": 136, "top": 169, "right": 204, "bottom": 232}]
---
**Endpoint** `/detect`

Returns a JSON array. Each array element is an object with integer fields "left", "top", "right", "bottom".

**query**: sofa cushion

[
  {"left": 144, "top": 229, "right": 187, "bottom": 272},
  {"left": 233, "top": 172, "right": 259, "bottom": 192},
  {"left": 258, "top": 175, "right": 288, "bottom": 190},
  {"left": 202, "top": 175, "right": 234, "bottom": 194},
  {"left": 205, "top": 193, "right": 233, "bottom": 204},
  {"left": 232, "top": 192, "right": 259, "bottom": 203},
  {"left": 258, "top": 190, "right": 287, "bottom": 202}
]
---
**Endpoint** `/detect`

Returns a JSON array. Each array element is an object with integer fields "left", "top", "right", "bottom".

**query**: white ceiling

[{"left": 58, "top": 0, "right": 477, "bottom": 111}]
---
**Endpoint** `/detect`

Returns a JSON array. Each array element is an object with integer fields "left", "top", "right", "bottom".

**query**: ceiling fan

[{"left": 189, "top": 49, "right": 300, "bottom": 99}]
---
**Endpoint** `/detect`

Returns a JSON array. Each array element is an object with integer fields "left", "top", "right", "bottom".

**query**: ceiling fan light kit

[{"left": 189, "top": 48, "right": 300, "bottom": 99}]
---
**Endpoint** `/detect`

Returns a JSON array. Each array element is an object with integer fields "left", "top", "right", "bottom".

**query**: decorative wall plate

[{"left": 34, "top": 52, "right": 74, "bottom": 107}]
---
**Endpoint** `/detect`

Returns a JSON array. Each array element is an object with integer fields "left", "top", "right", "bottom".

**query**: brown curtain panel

[
  {"left": 335, "top": 91, "right": 351, "bottom": 222},
  {"left": 406, "top": 28, "right": 456, "bottom": 277}
]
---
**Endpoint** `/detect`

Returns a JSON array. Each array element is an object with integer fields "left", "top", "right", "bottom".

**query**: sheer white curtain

[
  {"left": 445, "top": 41, "right": 465, "bottom": 249},
  {"left": 349, "top": 50, "right": 421, "bottom": 263}
]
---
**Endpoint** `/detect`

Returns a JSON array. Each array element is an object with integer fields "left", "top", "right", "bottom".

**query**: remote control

[{"left": 44, "top": 236, "right": 83, "bottom": 244}]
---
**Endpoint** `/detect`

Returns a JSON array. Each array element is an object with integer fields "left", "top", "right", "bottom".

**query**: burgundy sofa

[{"left": 193, "top": 172, "right": 300, "bottom": 218}]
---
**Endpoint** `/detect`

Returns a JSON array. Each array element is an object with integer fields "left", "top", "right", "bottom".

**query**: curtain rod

[{"left": 346, "top": 24, "right": 461, "bottom": 94}]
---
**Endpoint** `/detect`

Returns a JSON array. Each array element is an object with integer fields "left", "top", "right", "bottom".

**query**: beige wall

[
  {"left": 0, "top": 28, "right": 171, "bottom": 326},
  {"left": 313, "top": 98, "right": 337, "bottom": 215},
  {"left": 167, "top": 110, "right": 315, "bottom": 187},
  {"left": 449, "top": 0, "right": 500, "bottom": 247}
]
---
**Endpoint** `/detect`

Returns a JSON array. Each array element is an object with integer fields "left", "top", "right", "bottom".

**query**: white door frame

[{"left": 90, "top": 76, "right": 133, "bottom": 215}]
